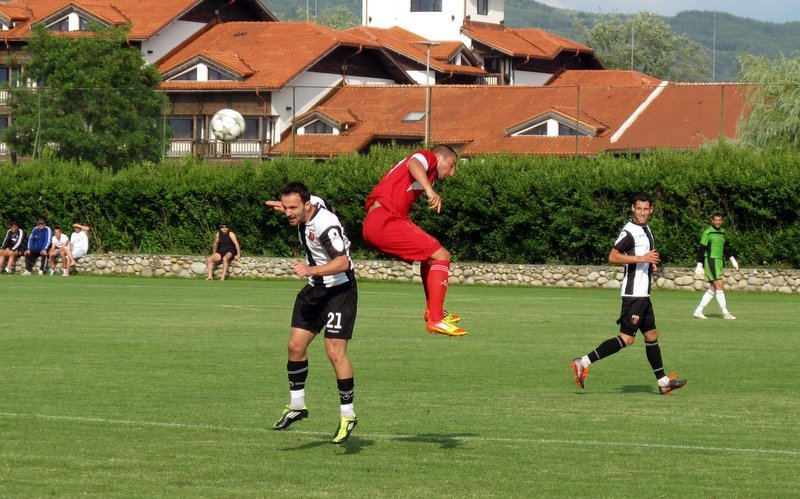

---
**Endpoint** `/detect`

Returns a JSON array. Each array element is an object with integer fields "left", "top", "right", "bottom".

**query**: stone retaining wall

[{"left": 31, "top": 253, "right": 797, "bottom": 293}]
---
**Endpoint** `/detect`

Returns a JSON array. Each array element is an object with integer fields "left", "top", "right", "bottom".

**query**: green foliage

[
  {"left": 573, "top": 12, "right": 712, "bottom": 82},
  {"left": 737, "top": 52, "right": 800, "bottom": 150},
  {"left": 0, "top": 144, "right": 798, "bottom": 266},
  {"left": 294, "top": 4, "right": 359, "bottom": 29},
  {"left": 3, "top": 24, "right": 168, "bottom": 170}
]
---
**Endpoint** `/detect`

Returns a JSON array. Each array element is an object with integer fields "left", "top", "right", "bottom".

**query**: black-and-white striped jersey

[
  {"left": 613, "top": 220, "right": 655, "bottom": 297},
  {"left": 299, "top": 206, "right": 354, "bottom": 288}
]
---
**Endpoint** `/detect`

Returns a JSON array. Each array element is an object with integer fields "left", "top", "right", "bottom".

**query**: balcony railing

[{"left": 166, "top": 139, "right": 266, "bottom": 159}]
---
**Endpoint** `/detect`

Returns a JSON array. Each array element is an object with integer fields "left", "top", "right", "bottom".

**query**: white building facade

[{"left": 362, "top": 0, "right": 504, "bottom": 43}]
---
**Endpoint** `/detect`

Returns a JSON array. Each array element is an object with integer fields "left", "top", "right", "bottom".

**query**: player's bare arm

[
  {"left": 230, "top": 232, "right": 241, "bottom": 259},
  {"left": 407, "top": 159, "right": 441, "bottom": 213},
  {"left": 608, "top": 247, "right": 660, "bottom": 265},
  {"left": 292, "top": 255, "right": 350, "bottom": 278},
  {"left": 264, "top": 200, "right": 284, "bottom": 212}
]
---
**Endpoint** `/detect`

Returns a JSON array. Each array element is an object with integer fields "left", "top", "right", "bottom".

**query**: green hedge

[{"left": 1, "top": 143, "right": 798, "bottom": 267}]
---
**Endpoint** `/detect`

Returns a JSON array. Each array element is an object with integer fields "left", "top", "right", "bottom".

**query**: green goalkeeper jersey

[{"left": 698, "top": 226, "right": 728, "bottom": 261}]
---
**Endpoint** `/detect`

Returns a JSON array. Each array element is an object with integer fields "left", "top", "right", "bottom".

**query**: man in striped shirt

[
  {"left": 271, "top": 181, "right": 359, "bottom": 444},
  {"left": 571, "top": 193, "right": 687, "bottom": 395}
]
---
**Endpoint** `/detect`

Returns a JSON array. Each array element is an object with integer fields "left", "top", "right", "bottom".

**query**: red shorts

[{"left": 363, "top": 205, "right": 442, "bottom": 263}]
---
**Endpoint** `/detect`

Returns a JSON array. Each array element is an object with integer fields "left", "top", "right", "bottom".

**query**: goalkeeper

[{"left": 693, "top": 213, "right": 738, "bottom": 320}]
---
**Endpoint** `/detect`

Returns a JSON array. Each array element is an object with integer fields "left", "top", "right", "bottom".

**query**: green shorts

[{"left": 704, "top": 258, "right": 724, "bottom": 281}]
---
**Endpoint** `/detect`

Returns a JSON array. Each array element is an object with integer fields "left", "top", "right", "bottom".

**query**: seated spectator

[
  {"left": 23, "top": 219, "right": 53, "bottom": 275},
  {"left": 206, "top": 222, "right": 241, "bottom": 281},
  {"left": 1, "top": 222, "right": 26, "bottom": 274},
  {"left": 48, "top": 227, "right": 70, "bottom": 276},
  {"left": 61, "top": 223, "right": 90, "bottom": 276}
]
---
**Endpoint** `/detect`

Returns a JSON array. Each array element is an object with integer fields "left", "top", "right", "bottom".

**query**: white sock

[
  {"left": 340, "top": 403, "right": 355, "bottom": 419},
  {"left": 658, "top": 375, "right": 670, "bottom": 387},
  {"left": 715, "top": 290, "right": 728, "bottom": 314},
  {"left": 697, "top": 290, "right": 714, "bottom": 311},
  {"left": 581, "top": 355, "right": 591, "bottom": 368},
  {"left": 289, "top": 389, "right": 305, "bottom": 410}
]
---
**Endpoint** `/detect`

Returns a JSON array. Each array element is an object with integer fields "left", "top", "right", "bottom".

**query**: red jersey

[{"left": 365, "top": 150, "right": 438, "bottom": 217}]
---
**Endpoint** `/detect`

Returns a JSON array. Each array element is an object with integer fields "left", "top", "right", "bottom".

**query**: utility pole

[{"left": 415, "top": 41, "right": 440, "bottom": 145}]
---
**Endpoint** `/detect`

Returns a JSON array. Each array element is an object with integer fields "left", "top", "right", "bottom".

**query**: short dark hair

[
  {"left": 280, "top": 181, "right": 311, "bottom": 203},
  {"left": 630, "top": 192, "right": 653, "bottom": 206},
  {"left": 431, "top": 144, "right": 457, "bottom": 160},
  {"left": 711, "top": 212, "right": 723, "bottom": 219}
]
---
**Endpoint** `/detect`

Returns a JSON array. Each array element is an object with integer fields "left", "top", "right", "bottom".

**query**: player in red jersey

[{"left": 363, "top": 145, "right": 466, "bottom": 336}]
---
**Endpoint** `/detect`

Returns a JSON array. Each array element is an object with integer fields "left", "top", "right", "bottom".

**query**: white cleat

[
  {"left": 693, "top": 310, "right": 708, "bottom": 319},
  {"left": 723, "top": 313, "right": 737, "bottom": 320}
]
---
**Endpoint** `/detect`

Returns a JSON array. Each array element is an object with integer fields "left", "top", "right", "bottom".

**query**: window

[
  {"left": 207, "top": 68, "right": 233, "bottom": 81},
  {"left": 0, "top": 116, "right": 8, "bottom": 134},
  {"left": 173, "top": 69, "right": 198, "bottom": 81},
  {"left": 402, "top": 111, "right": 426, "bottom": 122},
  {"left": 242, "top": 118, "right": 260, "bottom": 139},
  {"left": 167, "top": 118, "right": 193, "bottom": 139},
  {"left": 518, "top": 123, "right": 547, "bottom": 136},
  {"left": 477, "top": 0, "right": 489, "bottom": 15},
  {"left": 47, "top": 17, "right": 70, "bottom": 31},
  {"left": 304, "top": 120, "right": 334, "bottom": 134},
  {"left": 0, "top": 67, "right": 9, "bottom": 85},
  {"left": 411, "top": 0, "right": 442, "bottom": 12},
  {"left": 558, "top": 123, "right": 587, "bottom": 136}
]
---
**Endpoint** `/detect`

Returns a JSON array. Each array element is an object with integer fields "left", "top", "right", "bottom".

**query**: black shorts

[
  {"left": 291, "top": 279, "right": 357, "bottom": 340},
  {"left": 616, "top": 296, "right": 657, "bottom": 336}
]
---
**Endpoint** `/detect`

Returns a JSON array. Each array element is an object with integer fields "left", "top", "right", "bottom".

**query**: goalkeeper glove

[
  {"left": 729, "top": 256, "right": 739, "bottom": 270},
  {"left": 694, "top": 263, "right": 704, "bottom": 278}
]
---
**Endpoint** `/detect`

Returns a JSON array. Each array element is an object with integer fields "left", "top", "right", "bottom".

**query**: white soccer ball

[{"left": 211, "top": 108, "right": 245, "bottom": 142}]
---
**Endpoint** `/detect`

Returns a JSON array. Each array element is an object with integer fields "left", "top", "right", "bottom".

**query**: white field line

[{"left": 1, "top": 412, "right": 797, "bottom": 457}]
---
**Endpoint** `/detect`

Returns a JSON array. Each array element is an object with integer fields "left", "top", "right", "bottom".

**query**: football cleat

[
  {"left": 693, "top": 310, "right": 708, "bottom": 319},
  {"left": 723, "top": 313, "right": 736, "bottom": 320},
  {"left": 424, "top": 309, "right": 462, "bottom": 323},
  {"left": 426, "top": 320, "right": 467, "bottom": 336},
  {"left": 658, "top": 373, "right": 687, "bottom": 395},
  {"left": 273, "top": 405, "right": 308, "bottom": 430},
  {"left": 571, "top": 358, "right": 588, "bottom": 389},
  {"left": 332, "top": 415, "right": 358, "bottom": 444}
]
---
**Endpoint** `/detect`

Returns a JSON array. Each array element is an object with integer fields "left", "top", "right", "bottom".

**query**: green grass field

[{"left": 1, "top": 275, "right": 798, "bottom": 496}]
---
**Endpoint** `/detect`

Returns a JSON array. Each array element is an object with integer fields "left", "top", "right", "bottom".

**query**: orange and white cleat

[
  {"left": 426, "top": 320, "right": 467, "bottom": 336},
  {"left": 658, "top": 373, "right": 688, "bottom": 395},
  {"left": 571, "top": 358, "right": 588, "bottom": 389},
  {"left": 424, "top": 309, "right": 462, "bottom": 324}
]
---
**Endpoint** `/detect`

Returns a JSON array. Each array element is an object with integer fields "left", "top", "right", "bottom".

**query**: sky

[{"left": 537, "top": 0, "right": 800, "bottom": 24}]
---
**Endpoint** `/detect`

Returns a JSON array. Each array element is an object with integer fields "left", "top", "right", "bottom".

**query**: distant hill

[
  {"left": 503, "top": 1, "right": 800, "bottom": 82},
  {"left": 262, "top": 0, "right": 800, "bottom": 82}
]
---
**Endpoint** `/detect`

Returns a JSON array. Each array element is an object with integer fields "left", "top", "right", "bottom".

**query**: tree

[
  {"left": 574, "top": 12, "right": 711, "bottom": 82},
  {"left": 294, "top": 5, "right": 360, "bottom": 30},
  {"left": 737, "top": 52, "right": 800, "bottom": 149},
  {"left": 3, "top": 24, "right": 168, "bottom": 169}
]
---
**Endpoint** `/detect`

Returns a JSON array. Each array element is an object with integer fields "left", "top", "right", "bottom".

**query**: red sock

[
  {"left": 420, "top": 261, "right": 431, "bottom": 302},
  {"left": 426, "top": 260, "right": 450, "bottom": 322}
]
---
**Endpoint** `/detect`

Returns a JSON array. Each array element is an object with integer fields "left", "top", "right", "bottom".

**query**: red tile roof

[
  {"left": 462, "top": 20, "right": 595, "bottom": 60},
  {"left": 158, "top": 21, "right": 388, "bottom": 91},
  {"left": 546, "top": 69, "right": 662, "bottom": 88},
  {"left": 269, "top": 76, "right": 749, "bottom": 157},
  {"left": 609, "top": 83, "right": 750, "bottom": 151},
  {"left": 0, "top": 0, "right": 276, "bottom": 41},
  {"left": 345, "top": 26, "right": 486, "bottom": 77}
]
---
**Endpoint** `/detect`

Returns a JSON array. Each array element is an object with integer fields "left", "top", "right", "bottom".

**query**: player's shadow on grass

[
  {"left": 281, "top": 437, "right": 375, "bottom": 454},
  {"left": 393, "top": 433, "right": 475, "bottom": 449},
  {"left": 619, "top": 384, "right": 655, "bottom": 394}
]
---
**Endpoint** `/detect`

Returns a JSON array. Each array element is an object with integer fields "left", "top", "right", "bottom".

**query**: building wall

[
  {"left": 513, "top": 70, "right": 554, "bottom": 86},
  {"left": 271, "top": 71, "right": 394, "bottom": 140},
  {"left": 363, "top": 0, "right": 504, "bottom": 42},
  {"left": 142, "top": 20, "right": 206, "bottom": 64}
]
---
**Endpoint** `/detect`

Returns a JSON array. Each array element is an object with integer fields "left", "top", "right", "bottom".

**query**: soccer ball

[{"left": 211, "top": 108, "right": 245, "bottom": 142}]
